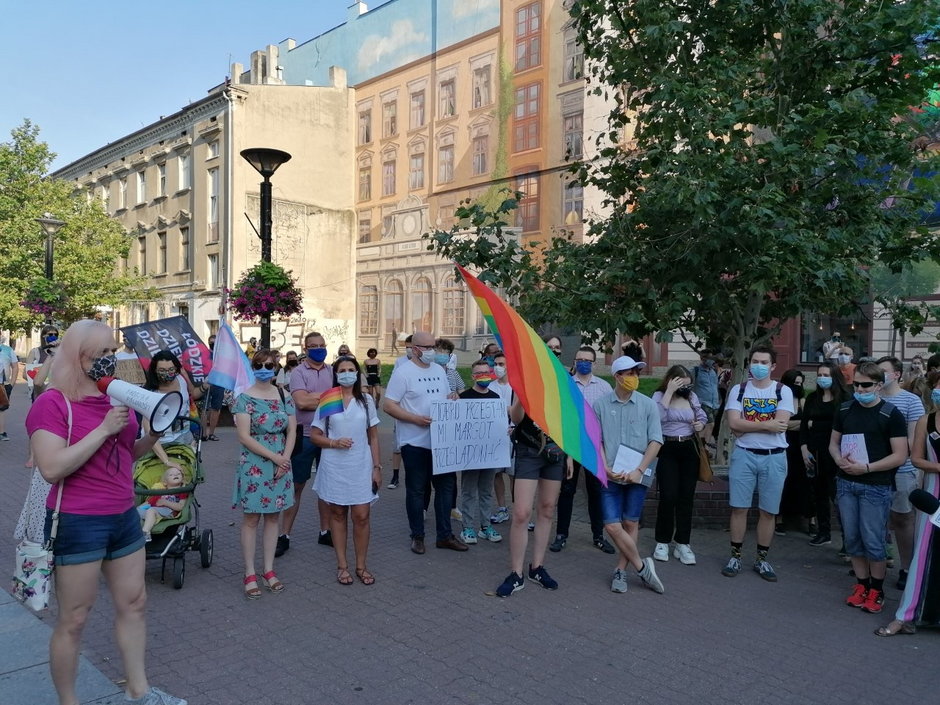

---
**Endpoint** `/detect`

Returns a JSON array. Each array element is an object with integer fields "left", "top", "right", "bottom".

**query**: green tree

[
  {"left": 0, "top": 120, "right": 154, "bottom": 331},
  {"left": 428, "top": 2, "right": 940, "bottom": 372}
]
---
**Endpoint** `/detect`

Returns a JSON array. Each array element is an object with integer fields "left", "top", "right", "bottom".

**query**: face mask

[
  {"left": 434, "top": 353, "right": 451, "bottom": 366},
  {"left": 156, "top": 370, "right": 178, "bottom": 383},
  {"left": 473, "top": 376, "right": 494, "bottom": 388},
  {"left": 405, "top": 348, "right": 413, "bottom": 359},
  {"left": 882, "top": 372, "right": 898, "bottom": 388},
  {"left": 254, "top": 368, "right": 276, "bottom": 382},
  {"left": 816, "top": 376, "right": 833, "bottom": 389},
  {"left": 87, "top": 354, "right": 117, "bottom": 381},
  {"left": 307, "top": 347, "right": 328, "bottom": 363},
  {"left": 675, "top": 386, "right": 692, "bottom": 398},
  {"left": 493, "top": 365, "right": 506, "bottom": 379},
  {"left": 337, "top": 371, "right": 358, "bottom": 387},
  {"left": 484, "top": 355, "right": 495, "bottom": 367},
  {"left": 854, "top": 391, "right": 877, "bottom": 405},
  {"left": 838, "top": 354, "right": 851, "bottom": 365},
  {"left": 575, "top": 360, "right": 593, "bottom": 375},
  {"left": 750, "top": 363, "right": 771, "bottom": 380},
  {"left": 931, "top": 389, "right": 940, "bottom": 406},
  {"left": 703, "top": 359, "right": 715, "bottom": 368},
  {"left": 619, "top": 374, "right": 640, "bottom": 392},
  {"left": 550, "top": 349, "right": 562, "bottom": 358}
]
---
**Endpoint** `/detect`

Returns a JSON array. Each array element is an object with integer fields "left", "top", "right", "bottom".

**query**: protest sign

[
  {"left": 430, "top": 399, "right": 510, "bottom": 475},
  {"left": 121, "top": 316, "right": 212, "bottom": 384}
]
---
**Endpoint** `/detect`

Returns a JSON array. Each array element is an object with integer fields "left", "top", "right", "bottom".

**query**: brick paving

[{"left": 0, "top": 380, "right": 936, "bottom": 704}]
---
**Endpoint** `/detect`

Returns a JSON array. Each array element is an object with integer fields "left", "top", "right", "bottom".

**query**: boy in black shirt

[{"left": 829, "top": 362, "right": 908, "bottom": 614}]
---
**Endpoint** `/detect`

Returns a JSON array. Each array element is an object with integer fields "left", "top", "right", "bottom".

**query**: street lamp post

[
  {"left": 240, "top": 148, "right": 292, "bottom": 350},
  {"left": 35, "top": 213, "right": 66, "bottom": 323}
]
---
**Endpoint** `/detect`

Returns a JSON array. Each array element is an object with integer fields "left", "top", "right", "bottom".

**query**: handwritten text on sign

[{"left": 430, "top": 399, "right": 510, "bottom": 474}]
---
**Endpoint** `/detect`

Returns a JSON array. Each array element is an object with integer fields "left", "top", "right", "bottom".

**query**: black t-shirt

[
  {"left": 832, "top": 400, "right": 907, "bottom": 485},
  {"left": 459, "top": 387, "right": 499, "bottom": 400}
]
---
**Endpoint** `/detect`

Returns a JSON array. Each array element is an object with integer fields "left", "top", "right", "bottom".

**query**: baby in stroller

[{"left": 137, "top": 466, "right": 189, "bottom": 542}]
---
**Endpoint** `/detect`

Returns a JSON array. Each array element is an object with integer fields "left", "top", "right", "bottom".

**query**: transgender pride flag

[{"left": 206, "top": 320, "right": 253, "bottom": 396}]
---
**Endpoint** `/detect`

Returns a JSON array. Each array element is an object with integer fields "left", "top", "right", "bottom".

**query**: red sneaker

[
  {"left": 862, "top": 588, "right": 884, "bottom": 613},
  {"left": 846, "top": 584, "right": 868, "bottom": 608}
]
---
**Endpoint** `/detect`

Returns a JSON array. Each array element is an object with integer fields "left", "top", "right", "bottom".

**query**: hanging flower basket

[
  {"left": 21, "top": 277, "right": 68, "bottom": 317},
  {"left": 228, "top": 261, "right": 303, "bottom": 322}
]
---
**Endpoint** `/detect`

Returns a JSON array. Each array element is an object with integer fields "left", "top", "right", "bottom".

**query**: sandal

[
  {"left": 337, "top": 567, "right": 353, "bottom": 585},
  {"left": 261, "top": 570, "right": 284, "bottom": 592},
  {"left": 874, "top": 620, "right": 916, "bottom": 637},
  {"left": 243, "top": 574, "right": 262, "bottom": 599},
  {"left": 355, "top": 568, "right": 375, "bottom": 585},
  {"left": 208, "top": 434, "right": 220, "bottom": 441}
]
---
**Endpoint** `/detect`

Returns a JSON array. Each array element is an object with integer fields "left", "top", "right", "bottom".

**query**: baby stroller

[{"left": 133, "top": 422, "right": 213, "bottom": 589}]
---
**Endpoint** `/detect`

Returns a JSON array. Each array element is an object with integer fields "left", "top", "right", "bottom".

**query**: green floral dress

[{"left": 231, "top": 393, "right": 296, "bottom": 514}]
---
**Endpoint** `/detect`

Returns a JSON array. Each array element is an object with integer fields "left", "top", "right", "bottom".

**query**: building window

[
  {"left": 410, "top": 91, "right": 425, "bottom": 128},
  {"left": 473, "top": 67, "right": 492, "bottom": 109},
  {"left": 358, "top": 166, "right": 372, "bottom": 201},
  {"left": 179, "top": 153, "right": 191, "bottom": 190},
  {"left": 441, "top": 276, "right": 465, "bottom": 336},
  {"left": 472, "top": 135, "right": 488, "bottom": 176},
  {"left": 563, "top": 113, "right": 583, "bottom": 159},
  {"left": 514, "top": 83, "right": 540, "bottom": 152},
  {"left": 118, "top": 178, "right": 127, "bottom": 210},
  {"left": 438, "top": 145, "right": 455, "bottom": 184},
  {"left": 385, "top": 280, "right": 404, "bottom": 345},
  {"left": 382, "top": 207, "right": 394, "bottom": 238},
  {"left": 138, "top": 234, "right": 146, "bottom": 272},
  {"left": 409, "top": 152, "right": 425, "bottom": 189},
  {"left": 383, "top": 100, "right": 398, "bottom": 137},
  {"left": 439, "top": 79, "right": 456, "bottom": 118},
  {"left": 563, "top": 179, "right": 584, "bottom": 223},
  {"left": 179, "top": 226, "right": 191, "bottom": 271},
  {"left": 382, "top": 156, "right": 396, "bottom": 197},
  {"left": 207, "top": 168, "right": 219, "bottom": 243},
  {"left": 157, "top": 231, "right": 167, "bottom": 273},
  {"left": 515, "top": 171, "right": 540, "bottom": 232},
  {"left": 411, "top": 277, "right": 433, "bottom": 331},
  {"left": 207, "top": 253, "right": 219, "bottom": 290},
  {"left": 136, "top": 171, "right": 147, "bottom": 204},
  {"left": 358, "top": 214, "right": 372, "bottom": 243},
  {"left": 207, "top": 141, "right": 219, "bottom": 159},
  {"left": 563, "top": 31, "right": 583, "bottom": 82},
  {"left": 359, "top": 285, "right": 378, "bottom": 335},
  {"left": 515, "top": 1, "right": 542, "bottom": 72},
  {"left": 158, "top": 163, "right": 167, "bottom": 196},
  {"left": 358, "top": 109, "right": 372, "bottom": 145}
]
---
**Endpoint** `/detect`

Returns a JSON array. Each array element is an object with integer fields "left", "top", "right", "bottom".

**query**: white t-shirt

[
  {"left": 725, "top": 380, "right": 795, "bottom": 450},
  {"left": 385, "top": 359, "right": 449, "bottom": 449},
  {"left": 880, "top": 388, "right": 924, "bottom": 474}
]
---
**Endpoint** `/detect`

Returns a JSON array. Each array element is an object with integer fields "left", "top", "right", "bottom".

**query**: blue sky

[{"left": 1, "top": 1, "right": 391, "bottom": 170}]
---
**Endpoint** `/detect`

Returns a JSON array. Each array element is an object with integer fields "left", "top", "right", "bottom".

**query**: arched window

[
  {"left": 441, "top": 275, "right": 465, "bottom": 336},
  {"left": 385, "top": 280, "right": 404, "bottom": 346},
  {"left": 411, "top": 277, "right": 433, "bottom": 332}
]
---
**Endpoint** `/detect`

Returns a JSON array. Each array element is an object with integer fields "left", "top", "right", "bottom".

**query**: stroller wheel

[
  {"left": 173, "top": 557, "right": 185, "bottom": 589},
  {"left": 200, "top": 529, "right": 214, "bottom": 568}
]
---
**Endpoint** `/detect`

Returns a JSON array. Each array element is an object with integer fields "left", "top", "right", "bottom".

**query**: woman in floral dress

[{"left": 232, "top": 350, "right": 296, "bottom": 598}]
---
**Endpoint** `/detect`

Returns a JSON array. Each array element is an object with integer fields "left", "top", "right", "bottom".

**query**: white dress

[{"left": 312, "top": 394, "right": 379, "bottom": 506}]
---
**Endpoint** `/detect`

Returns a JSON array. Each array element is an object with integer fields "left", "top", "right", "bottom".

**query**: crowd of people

[{"left": 12, "top": 321, "right": 940, "bottom": 705}]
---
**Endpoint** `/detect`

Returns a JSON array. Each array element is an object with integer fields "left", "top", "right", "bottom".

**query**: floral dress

[{"left": 231, "top": 393, "right": 296, "bottom": 514}]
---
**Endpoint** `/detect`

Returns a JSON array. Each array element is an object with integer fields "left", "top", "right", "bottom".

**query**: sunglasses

[
  {"left": 252, "top": 362, "right": 276, "bottom": 370},
  {"left": 853, "top": 381, "right": 877, "bottom": 389}
]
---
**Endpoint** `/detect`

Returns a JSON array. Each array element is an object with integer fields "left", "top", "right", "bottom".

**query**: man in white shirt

[{"left": 722, "top": 345, "right": 795, "bottom": 582}]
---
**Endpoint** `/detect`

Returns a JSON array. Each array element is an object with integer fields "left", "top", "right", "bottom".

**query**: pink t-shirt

[{"left": 26, "top": 390, "right": 139, "bottom": 515}]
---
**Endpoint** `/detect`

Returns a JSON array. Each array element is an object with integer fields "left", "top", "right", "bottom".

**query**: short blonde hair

[{"left": 51, "top": 320, "right": 115, "bottom": 401}]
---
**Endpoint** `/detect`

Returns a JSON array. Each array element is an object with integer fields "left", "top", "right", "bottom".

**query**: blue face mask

[
  {"left": 336, "top": 371, "right": 358, "bottom": 387},
  {"left": 816, "top": 376, "right": 833, "bottom": 389},
  {"left": 484, "top": 355, "right": 495, "bottom": 367},
  {"left": 434, "top": 353, "right": 450, "bottom": 366},
  {"left": 931, "top": 389, "right": 940, "bottom": 406},
  {"left": 254, "top": 368, "right": 276, "bottom": 382},
  {"left": 854, "top": 391, "right": 878, "bottom": 405},
  {"left": 307, "top": 347, "right": 328, "bottom": 363},
  {"left": 750, "top": 363, "right": 771, "bottom": 380},
  {"left": 575, "top": 360, "right": 593, "bottom": 375}
]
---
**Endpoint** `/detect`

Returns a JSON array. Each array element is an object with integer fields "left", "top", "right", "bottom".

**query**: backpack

[
  {"left": 736, "top": 380, "right": 784, "bottom": 404},
  {"left": 837, "top": 399, "right": 897, "bottom": 436}
]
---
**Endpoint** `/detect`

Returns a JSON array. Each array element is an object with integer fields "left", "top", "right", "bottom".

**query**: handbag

[
  {"left": 0, "top": 382, "right": 9, "bottom": 411},
  {"left": 694, "top": 435, "right": 713, "bottom": 483},
  {"left": 12, "top": 392, "right": 71, "bottom": 612}
]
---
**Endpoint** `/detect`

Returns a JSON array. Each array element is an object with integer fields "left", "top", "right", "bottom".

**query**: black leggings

[{"left": 654, "top": 440, "right": 699, "bottom": 545}]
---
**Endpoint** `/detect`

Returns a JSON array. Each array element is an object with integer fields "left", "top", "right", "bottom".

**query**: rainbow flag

[
  {"left": 318, "top": 386, "right": 345, "bottom": 418},
  {"left": 456, "top": 264, "right": 607, "bottom": 485},
  {"left": 205, "top": 320, "right": 253, "bottom": 396}
]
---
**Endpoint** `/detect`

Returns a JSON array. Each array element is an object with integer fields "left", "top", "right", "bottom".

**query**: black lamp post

[
  {"left": 240, "top": 148, "right": 292, "bottom": 349},
  {"left": 35, "top": 213, "right": 66, "bottom": 323}
]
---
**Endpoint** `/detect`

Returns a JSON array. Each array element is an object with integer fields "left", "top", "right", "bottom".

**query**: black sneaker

[
  {"left": 593, "top": 536, "right": 616, "bottom": 554},
  {"left": 275, "top": 535, "right": 289, "bottom": 557},
  {"left": 528, "top": 564, "right": 558, "bottom": 590},
  {"left": 496, "top": 572, "right": 525, "bottom": 597},
  {"left": 549, "top": 535, "right": 566, "bottom": 552},
  {"left": 808, "top": 534, "right": 832, "bottom": 547},
  {"left": 318, "top": 530, "right": 333, "bottom": 547},
  {"left": 774, "top": 525, "right": 787, "bottom": 536}
]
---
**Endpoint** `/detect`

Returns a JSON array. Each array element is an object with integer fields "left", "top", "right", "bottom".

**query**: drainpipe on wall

[{"left": 222, "top": 86, "right": 235, "bottom": 323}]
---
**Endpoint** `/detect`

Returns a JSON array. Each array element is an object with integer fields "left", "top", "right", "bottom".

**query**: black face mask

[{"left": 676, "top": 386, "right": 692, "bottom": 398}]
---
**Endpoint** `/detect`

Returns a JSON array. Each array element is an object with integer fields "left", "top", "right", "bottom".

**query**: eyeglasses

[
  {"left": 853, "top": 381, "right": 877, "bottom": 389},
  {"left": 252, "top": 362, "right": 276, "bottom": 370},
  {"left": 414, "top": 344, "right": 434, "bottom": 351}
]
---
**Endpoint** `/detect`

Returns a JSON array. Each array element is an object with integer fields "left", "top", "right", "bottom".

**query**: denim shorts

[
  {"left": 290, "top": 432, "right": 320, "bottom": 484},
  {"left": 728, "top": 447, "right": 787, "bottom": 514},
  {"left": 600, "top": 482, "right": 649, "bottom": 524},
  {"left": 206, "top": 384, "right": 225, "bottom": 410},
  {"left": 512, "top": 444, "right": 564, "bottom": 482},
  {"left": 836, "top": 478, "right": 893, "bottom": 561},
  {"left": 45, "top": 507, "right": 145, "bottom": 566}
]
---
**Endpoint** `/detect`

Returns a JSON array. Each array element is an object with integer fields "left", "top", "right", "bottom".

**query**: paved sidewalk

[{"left": 1, "top": 380, "right": 936, "bottom": 705}]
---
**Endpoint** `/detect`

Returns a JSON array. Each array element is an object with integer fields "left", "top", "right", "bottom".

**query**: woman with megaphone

[{"left": 26, "top": 319, "right": 188, "bottom": 705}]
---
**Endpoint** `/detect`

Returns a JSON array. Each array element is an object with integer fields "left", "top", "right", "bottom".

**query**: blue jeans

[
  {"left": 401, "top": 444, "right": 456, "bottom": 541},
  {"left": 836, "top": 478, "right": 893, "bottom": 561},
  {"left": 600, "top": 482, "right": 649, "bottom": 524}
]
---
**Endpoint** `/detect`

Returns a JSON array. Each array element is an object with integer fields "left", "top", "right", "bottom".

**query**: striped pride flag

[
  {"left": 318, "top": 386, "right": 345, "bottom": 418},
  {"left": 205, "top": 320, "right": 253, "bottom": 396},
  {"left": 455, "top": 264, "right": 608, "bottom": 485}
]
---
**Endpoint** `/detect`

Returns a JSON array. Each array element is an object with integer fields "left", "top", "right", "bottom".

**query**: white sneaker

[
  {"left": 673, "top": 544, "right": 696, "bottom": 565},
  {"left": 450, "top": 508, "right": 463, "bottom": 521},
  {"left": 653, "top": 542, "right": 669, "bottom": 562}
]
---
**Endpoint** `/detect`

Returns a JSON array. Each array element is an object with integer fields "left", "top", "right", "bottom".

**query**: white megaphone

[{"left": 96, "top": 377, "right": 184, "bottom": 434}]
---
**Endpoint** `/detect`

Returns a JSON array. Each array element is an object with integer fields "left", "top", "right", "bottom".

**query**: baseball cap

[{"left": 611, "top": 355, "right": 646, "bottom": 374}]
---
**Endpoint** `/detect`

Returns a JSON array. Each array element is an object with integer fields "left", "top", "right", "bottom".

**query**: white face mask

[{"left": 493, "top": 365, "right": 506, "bottom": 379}]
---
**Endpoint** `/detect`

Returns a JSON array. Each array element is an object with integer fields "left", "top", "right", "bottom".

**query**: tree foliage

[
  {"left": 0, "top": 120, "right": 154, "bottom": 332},
  {"left": 428, "top": 1, "right": 940, "bottom": 369}
]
